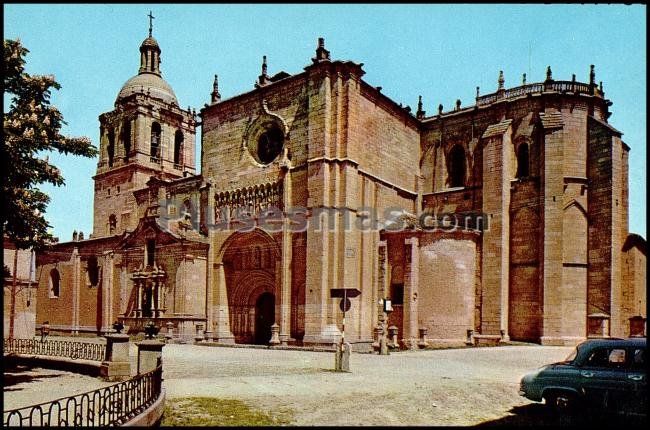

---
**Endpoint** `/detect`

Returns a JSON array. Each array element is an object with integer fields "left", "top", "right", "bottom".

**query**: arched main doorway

[
  {"left": 255, "top": 292, "right": 275, "bottom": 344},
  {"left": 220, "top": 229, "right": 280, "bottom": 344}
]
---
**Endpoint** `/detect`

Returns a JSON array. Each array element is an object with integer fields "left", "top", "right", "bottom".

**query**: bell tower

[{"left": 92, "top": 14, "right": 197, "bottom": 239}]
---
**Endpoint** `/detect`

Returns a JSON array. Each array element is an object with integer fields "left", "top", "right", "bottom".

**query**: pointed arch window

[
  {"left": 516, "top": 143, "right": 530, "bottom": 179},
  {"left": 150, "top": 122, "right": 161, "bottom": 162},
  {"left": 49, "top": 268, "right": 60, "bottom": 298},
  {"left": 107, "top": 128, "right": 115, "bottom": 167},
  {"left": 173, "top": 130, "right": 184, "bottom": 168},
  {"left": 448, "top": 144, "right": 466, "bottom": 188}
]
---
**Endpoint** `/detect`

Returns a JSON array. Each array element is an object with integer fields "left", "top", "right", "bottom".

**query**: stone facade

[{"left": 32, "top": 32, "right": 646, "bottom": 346}]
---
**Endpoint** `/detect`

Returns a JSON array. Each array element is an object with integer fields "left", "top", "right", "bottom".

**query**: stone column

[
  {"left": 135, "top": 279, "right": 142, "bottom": 317},
  {"left": 136, "top": 339, "right": 165, "bottom": 374},
  {"left": 279, "top": 197, "right": 293, "bottom": 345},
  {"left": 151, "top": 279, "right": 158, "bottom": 318},
  {"left": 100, "top": 333, "right": 131, "bottom": 381},
  {"left": 158, "top": 279, "right": 166, "bottom": 317},
  {"left": 205, "top": 244, "right": 215, "bottom": 341},
  {"left": 403, "top": 237, "right": 419, "bottom": 349},
  {"left": 150, "top": 282, "right": 156, "bottom": 316},
  {"left": 213, "top": 262, "right": 235, "bottom": 343}
]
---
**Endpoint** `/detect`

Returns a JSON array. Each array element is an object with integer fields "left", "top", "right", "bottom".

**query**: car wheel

[{"left": 545, "top": 391, "right": 579, "bottom": 412}]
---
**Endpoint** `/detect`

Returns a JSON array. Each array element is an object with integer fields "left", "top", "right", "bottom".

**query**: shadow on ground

[
  {"left": 3, "top": 363, "right": 63, "bottom": 391},
  {"left": 474, "top": 403, "right": 647, "bottom": 427}
]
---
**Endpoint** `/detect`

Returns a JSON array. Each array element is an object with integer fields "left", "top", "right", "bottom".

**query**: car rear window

[
  {"left": 608, "top": 349, "right": 626, "bottom": 367},
  {"left": 631, "top": 348, "right": 645, "bottom": 371}
]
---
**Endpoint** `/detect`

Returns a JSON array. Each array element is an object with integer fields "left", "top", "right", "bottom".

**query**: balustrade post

[
  {"left": 136, "top": 338, "right": 165, "bottom": 374},
  {"left": 100, "top": 333, "right": 131, "bottom": 381}
]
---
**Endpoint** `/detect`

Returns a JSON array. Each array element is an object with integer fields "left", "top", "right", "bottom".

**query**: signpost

[{"left": 330, "top": 288, "right": 361, "bottom": 372}]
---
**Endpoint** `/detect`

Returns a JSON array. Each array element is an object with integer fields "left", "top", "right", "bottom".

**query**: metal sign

[
  {"left": 330, "top": 288, "right": 361, "bottom": 298},
  {"left": 383, "top": 299, "right": 393, "bottom": 313}
]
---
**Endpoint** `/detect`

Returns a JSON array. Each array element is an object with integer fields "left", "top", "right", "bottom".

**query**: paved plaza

[{"left": 8, "top": 342, "right": 646, "bottom": 426}]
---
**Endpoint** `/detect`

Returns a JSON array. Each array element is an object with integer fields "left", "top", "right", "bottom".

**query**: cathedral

[{"left": 34, "top": 26, "right": 646, "bottom": 348}]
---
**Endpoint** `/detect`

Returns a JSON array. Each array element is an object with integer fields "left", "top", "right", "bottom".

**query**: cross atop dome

[{"left": 148, "top": 11, "right": 155, "bottom": 37}]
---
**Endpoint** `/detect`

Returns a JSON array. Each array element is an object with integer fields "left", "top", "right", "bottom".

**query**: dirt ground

[
  {"left": 161, "top": 344, "right": 574, "bottom": 426},
  {"left": 3, "top": 363, "right": 114, "bottom": 411}
]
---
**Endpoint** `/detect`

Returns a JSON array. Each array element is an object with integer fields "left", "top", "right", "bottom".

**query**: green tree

[
  {"left": 2, "top": 39, "right": 97, "bottom": 250},
  {"left": 3, "top": 39, "right": 97, "bottom": 340}
]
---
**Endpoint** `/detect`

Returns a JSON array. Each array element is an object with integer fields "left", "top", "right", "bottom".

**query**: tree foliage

[{"left": 2, "top": 39, "right": 97, "bottom": 250}]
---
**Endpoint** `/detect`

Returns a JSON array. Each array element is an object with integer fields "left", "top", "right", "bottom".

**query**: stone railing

[
  {"left": 476, "top": 80, "right": 602, "bottom": 107},
  {"left": 214, "top": 180, "right": 284, "bottom": 223},
  {"left": 3, "top": 338, "right": 106, "bottom": 362}
]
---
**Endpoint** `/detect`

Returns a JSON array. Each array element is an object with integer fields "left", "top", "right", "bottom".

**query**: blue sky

[{"left": 3, "top": 4, "right": 646, "bottom": 240}]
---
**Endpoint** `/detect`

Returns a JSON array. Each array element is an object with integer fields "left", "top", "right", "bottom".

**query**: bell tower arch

[{"left": 92, "top": 15, "right": 197, "bottom": 238}]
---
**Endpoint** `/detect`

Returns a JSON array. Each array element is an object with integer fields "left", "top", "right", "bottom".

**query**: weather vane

[{"left": 148, "top": 11, "right": 155, "bottom": 37}]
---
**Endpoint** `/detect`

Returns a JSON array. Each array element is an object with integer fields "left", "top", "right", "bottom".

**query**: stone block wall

[
  {"left": 586, "top": 118, "right": 617, "bottom": 332},
  {"left": 417, "top": 237, "right": 477, "bottom": 340}
]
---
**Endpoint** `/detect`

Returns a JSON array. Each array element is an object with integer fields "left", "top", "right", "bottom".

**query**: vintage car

[{"left": 519, "top": 337, "right": 646, "bottom": 413}]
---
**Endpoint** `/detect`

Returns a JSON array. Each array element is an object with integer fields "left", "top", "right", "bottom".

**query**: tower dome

[
  {"left": 115, "top": 26, "right": 178, "bottom": 106},
  {"left": 116, "top": 73, "right": 178, "bottom": 105}
]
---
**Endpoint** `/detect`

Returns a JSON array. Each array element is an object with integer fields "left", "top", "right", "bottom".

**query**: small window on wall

[
  {"left": 146, "top": 239, "right": 156, "bottom": 267},
  {"left": 174, "top": 130, "right": 184, "bottom": 167},
  {"left": 391, "top": 283, "right": 404, "bottom": 305},
  {"left": 107, "top": 129, "right": 115, "bottom": 167},
  {"left": 122, "top": 120, "right": 132, "bottom": 162},
  {"left": 516, "top": 143, "right": 530, "bottom": 178},
  {"left": 108, "top": 214, "right": 117, "bottom": 235},
  {"left": 448, "top": 145, "right": 466, "bottom": 188},
  {"left": 87, "top": 256, "right": 99, "bottom": 287},
  {"left": 49, "top": 268, "right": 60, "bottom": 298}
]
